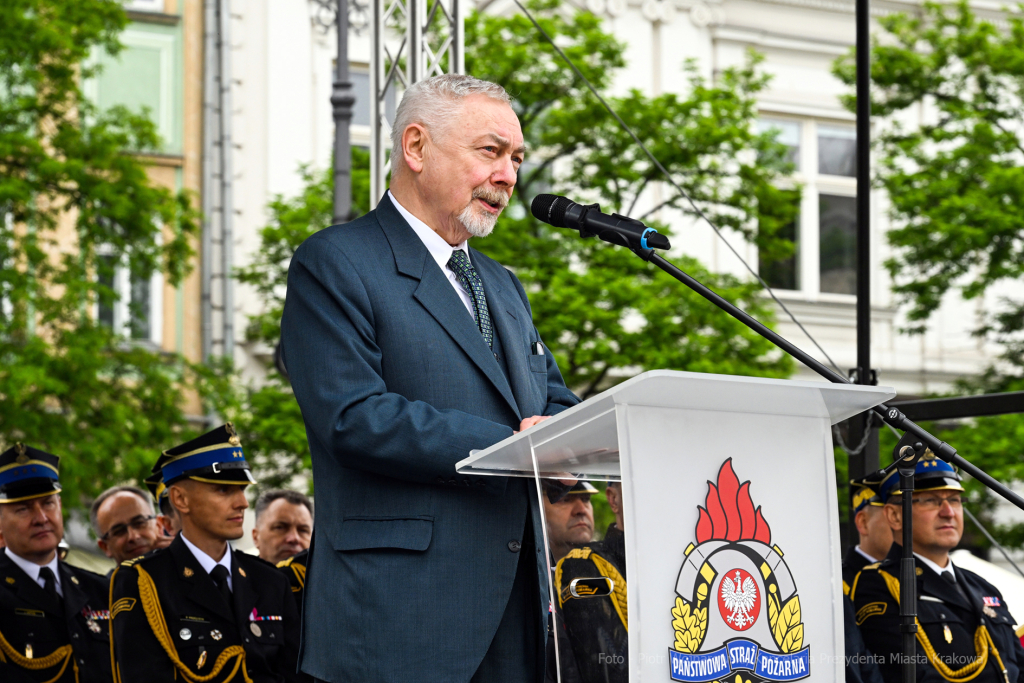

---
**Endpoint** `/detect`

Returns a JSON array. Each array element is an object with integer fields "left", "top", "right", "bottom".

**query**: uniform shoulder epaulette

[
  {"left": 863, "top": 561, "right": 881, "bottom": 571},
  {"left": 120, "top": 555, "right": 145, "bottom": 568},
  {"left": 276, "top": 556, "right": 295, "bottom": 568}
]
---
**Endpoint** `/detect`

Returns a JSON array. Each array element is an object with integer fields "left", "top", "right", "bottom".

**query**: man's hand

[
  {"left": 518, "top": 415, "right": 551, "bottom": 432},
  {"left": 516, "top": 416, "right": 576, "bottom": 486}
]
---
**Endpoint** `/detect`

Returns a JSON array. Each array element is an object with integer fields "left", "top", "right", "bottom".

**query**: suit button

[{"left": 508, "top": 540, "right": 521, "bottom": 553}]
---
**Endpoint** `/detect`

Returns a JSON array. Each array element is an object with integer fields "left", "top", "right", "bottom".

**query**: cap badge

[
  {"left": 15, "top": 443, "right": 26, "bottom": 459},
  {"left": 225, "top": 422, "right": 241, "bottom": 446},
  {"left": 183, "top": 567, "right": 194, "bottom": 578}
]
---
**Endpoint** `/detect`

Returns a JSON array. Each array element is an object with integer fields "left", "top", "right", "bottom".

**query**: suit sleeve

[
  {"left": 281, "top": 235, "right": 516, "bottom": 490},
  {"left": 110, "top": 566, "right": 178, "bottom": 683},
  {"left": 505, "top": 267, "right": 580, "bottom": 417}
]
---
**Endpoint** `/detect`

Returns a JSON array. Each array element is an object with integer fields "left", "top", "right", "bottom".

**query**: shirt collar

[
  {"left": 4, "top": 547, "right": 60, "bottom": 588},
  {"left": 387, "top": 190, "right": 469, "bottom": 271},
  {"left": 914, "top": 551, "right": 955, "bottom": 580},
  {"left": 180, "top": 532, "right": 232, "bottom": 578},
  {"left": 854, "top": 545, "right": 879, "bottom": 563}
]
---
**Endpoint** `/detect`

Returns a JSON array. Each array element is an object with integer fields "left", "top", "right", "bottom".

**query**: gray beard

[{"left": 457, "top": 201, "right": 498, "bottom": 238}]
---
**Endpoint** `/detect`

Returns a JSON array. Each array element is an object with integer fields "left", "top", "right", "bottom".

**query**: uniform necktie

[
  {"left": 39, "top": 566, "right": 61, "bottom": 605},
  {"left": 447, "top": 250, "right": 493, "bottom": 349},
  {"left": 941, "top": 570, "right": 971, "bottom": 605},
  {"left": 210, "top": 564, "right": 233, "bottom": 608}
]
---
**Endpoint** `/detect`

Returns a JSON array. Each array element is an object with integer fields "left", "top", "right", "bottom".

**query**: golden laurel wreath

[
  {"left": 672, "top": 579, "right": 804, "bottom": 655},
  {"left": 767, "top": 585, "right": 804, "bottom": 654}
]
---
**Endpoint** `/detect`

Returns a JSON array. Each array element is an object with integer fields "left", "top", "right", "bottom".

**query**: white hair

[{"left": 390, "top": 74, "right": 512, "bottom": 153}]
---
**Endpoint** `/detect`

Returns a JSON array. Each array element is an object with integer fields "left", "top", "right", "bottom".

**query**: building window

[
  {"left": 96, "top": 251, "right": 162, "bottom": 344},
  {"left": 758, "top": 117, "right": 857, "bottom": 297}
]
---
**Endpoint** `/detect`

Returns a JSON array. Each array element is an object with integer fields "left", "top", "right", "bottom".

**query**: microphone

[{"left": 531, "top": 194, "right": 672, "bottom": 251}]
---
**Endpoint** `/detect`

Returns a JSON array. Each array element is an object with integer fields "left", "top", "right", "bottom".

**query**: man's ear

[
  {"left": 168, "top": 483, "right": 190, "bottom": 517},
  {"left": 401, "top": 123, "right": 429, "bottom": 174},
  {"left": 97, "top": 539, "right": 113, "bottom": 559},
  {"left": 252, "top": 526, "right": 260, "bottom": 549},
  {"left": 883, "top": 503, "right": 902, "bottom": 532}
]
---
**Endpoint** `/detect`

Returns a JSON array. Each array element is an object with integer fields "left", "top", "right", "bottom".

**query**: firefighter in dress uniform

[
  {"left": 110, "top": 425, "right": 301, "bottom": 683},
  {"left": 843, "top": 472, "right": 892, "bottom": 595},
  {"left": 275, "top": 550, "right": 307, "bottom": 624},
  {"left": 851, "top": 453, "right": 1024, "bottom": 683},
  {"left": 553, "top": 481, "right": 627, "bottom": 683},
  {"left": 0, "top": 444, "right": 113, "bottom": 683}
]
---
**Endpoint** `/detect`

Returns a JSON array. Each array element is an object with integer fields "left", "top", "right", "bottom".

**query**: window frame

[{"left": 758, "top": 114, "right": 857, "bottom": 301}]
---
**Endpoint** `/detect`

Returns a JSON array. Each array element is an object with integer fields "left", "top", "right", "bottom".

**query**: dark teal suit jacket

[{"left": 281, "top": 195, "right": 580, "bottom": 682}]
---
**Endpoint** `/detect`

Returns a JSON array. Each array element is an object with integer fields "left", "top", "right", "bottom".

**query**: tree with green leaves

[
  {"left": 835, "top": 0, "right": 1024, "bottom": 552},
  {"left": 220, "top": 1, "right": 799, "bottom": 486},
  {"left": 0, "top": 0, "right": 199, "bottom": 510}
]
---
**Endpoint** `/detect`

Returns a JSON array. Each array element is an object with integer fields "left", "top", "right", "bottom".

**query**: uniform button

[
  {"left": 244, "top": 638, "right": 250, "bottom": 643},
  {"left": 508, "top": 540, "right": 521, "bottom": 552},
  {"left": 72, "top": 633, "right": 79, "bottom": 639}
]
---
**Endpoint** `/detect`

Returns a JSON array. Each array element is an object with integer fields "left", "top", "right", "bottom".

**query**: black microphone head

[{"left": 531, "top": 194, "right": 572, "bottom": 228}]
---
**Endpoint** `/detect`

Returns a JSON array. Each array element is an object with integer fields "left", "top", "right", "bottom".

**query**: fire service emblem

[{"left": 669, "top": 459, "right": 809, "bottom": 683}]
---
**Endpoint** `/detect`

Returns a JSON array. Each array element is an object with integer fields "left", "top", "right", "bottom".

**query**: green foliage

[
  {"left": 834, "top": 1, "right": 1024, "bottom": 341},
  {"left": 834, "top": 1, "right": 1024, "bottom": 552},
  {"left": 0, "top": 0, "right": 200, "bottom": 510}
]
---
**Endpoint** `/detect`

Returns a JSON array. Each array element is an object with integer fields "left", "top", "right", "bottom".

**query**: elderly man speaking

[{"left": 281, "top": 75, "right": 579, "bottom": 682}]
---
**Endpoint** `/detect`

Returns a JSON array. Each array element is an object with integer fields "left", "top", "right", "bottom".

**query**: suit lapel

[
  {"left": 59, "top": 562, "right": 90, "bottom": 621},
  {"left": 375, "top": 196, "right": 520, "bottom": 418},
  {"left": 230, "top": 550, "right": 257, "bottom": 629},
  {"left": 474, "top": 251, "right": 534, "bottom": 419},
  {"left": 0, "top": 552, "right": 62, "bottom": 616},
  {"left": 919, "top": 560, "right": 973, "bottom": 613},
  {"left": 170, "top": 536, "right": 235, "bottom": 624}
]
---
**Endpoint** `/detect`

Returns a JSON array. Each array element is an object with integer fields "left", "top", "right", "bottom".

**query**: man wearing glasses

[
  {"left": 91, "top": 485, "right": 173, "bottom": 565},
  {"left": 850, "top": 452, "right": 1024, "bottom": 683}
]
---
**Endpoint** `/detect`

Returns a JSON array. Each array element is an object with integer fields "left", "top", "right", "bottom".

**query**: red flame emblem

[{"left": 695, "top": 458, "right": 771, "bottom": 545}]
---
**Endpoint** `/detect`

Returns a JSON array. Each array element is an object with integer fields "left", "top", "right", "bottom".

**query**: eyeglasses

[
  {"left": 911, "top": 495, "right": 963, "bottom": 510},
  {"left": 100, "top": 515, "right": 156, "bottom": 541}
]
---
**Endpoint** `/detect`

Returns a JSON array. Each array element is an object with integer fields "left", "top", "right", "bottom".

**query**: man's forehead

[{"left": 460, "top": 97, "right": 523, "bottom": 143}]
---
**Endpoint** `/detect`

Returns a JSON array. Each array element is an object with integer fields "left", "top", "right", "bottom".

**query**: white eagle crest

[{"left": 721, "top": 571, "right": 758, "bottom": 628}]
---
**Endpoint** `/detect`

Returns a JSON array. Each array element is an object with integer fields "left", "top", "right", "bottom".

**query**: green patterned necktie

[{"left": 447, "top": 249, "right": 493, "bottom": 349}]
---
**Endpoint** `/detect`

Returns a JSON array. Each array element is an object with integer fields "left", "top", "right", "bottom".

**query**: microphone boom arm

[{"left": 630, "top": 246, "right": 1024, "bottom": 513}]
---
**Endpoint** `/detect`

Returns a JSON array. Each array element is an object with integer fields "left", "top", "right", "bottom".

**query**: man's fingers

[{"left": 518, "top": 415, "right": 552, "bottom": 432}]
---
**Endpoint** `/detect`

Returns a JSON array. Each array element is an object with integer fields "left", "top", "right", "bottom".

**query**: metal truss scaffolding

[
  {"left": 201, "top": 0, "right": 235, "bottom": 364},
  {"left": 369, "top": 0, "right": 464, "bottom": 205}
]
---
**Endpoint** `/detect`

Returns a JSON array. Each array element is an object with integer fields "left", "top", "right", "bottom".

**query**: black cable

[
  {"left": 965, "top": 507, "right": 1024, "bottom": 581},
  {"left": 511, "top": 0, "right": 845, "bottom": 377}
]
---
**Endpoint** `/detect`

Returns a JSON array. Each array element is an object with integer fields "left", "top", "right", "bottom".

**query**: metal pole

[
  {"left": 332, "top": 0, "right": 355, "bottom": 224},
  {"left": 848, "top": 0, "right": 878, "bottom": 535},
  {"left": 218, "top": 0, "right": 235, "bottom": 362},
  {"left": 201, "top": 0, "right": 217, "bottom": 363}
]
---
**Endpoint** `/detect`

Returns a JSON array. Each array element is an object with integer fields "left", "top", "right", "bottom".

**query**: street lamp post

[{"left": 311, "top": 0, "right": 367, "bottom": 224}]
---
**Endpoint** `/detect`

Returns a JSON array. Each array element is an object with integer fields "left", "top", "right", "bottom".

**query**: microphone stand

[{"left": 626, "top": 245, "right": 1024, "bottom": 683}]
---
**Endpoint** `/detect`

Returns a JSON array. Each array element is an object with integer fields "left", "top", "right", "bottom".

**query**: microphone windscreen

[{"left": 531, "top": 194, "right": 571, "bottom": 227}]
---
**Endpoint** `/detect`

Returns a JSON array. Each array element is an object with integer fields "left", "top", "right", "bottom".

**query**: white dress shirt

[
  {"left": 4, "top": 547, "right": 62, "bottom": 597},
  {"left": 915, "top": 551, "right": 956, "bottom": 582},
  {"left": 388, "top": 190, "right": 476, "bottom": 318},
  {"left": 180, "top": 533, "right": 233, "bottom": 591}
]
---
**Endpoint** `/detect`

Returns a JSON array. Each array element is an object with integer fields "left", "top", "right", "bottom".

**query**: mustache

[{"left": 473, "top": 187, "right": 509, "bottom": 209}]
